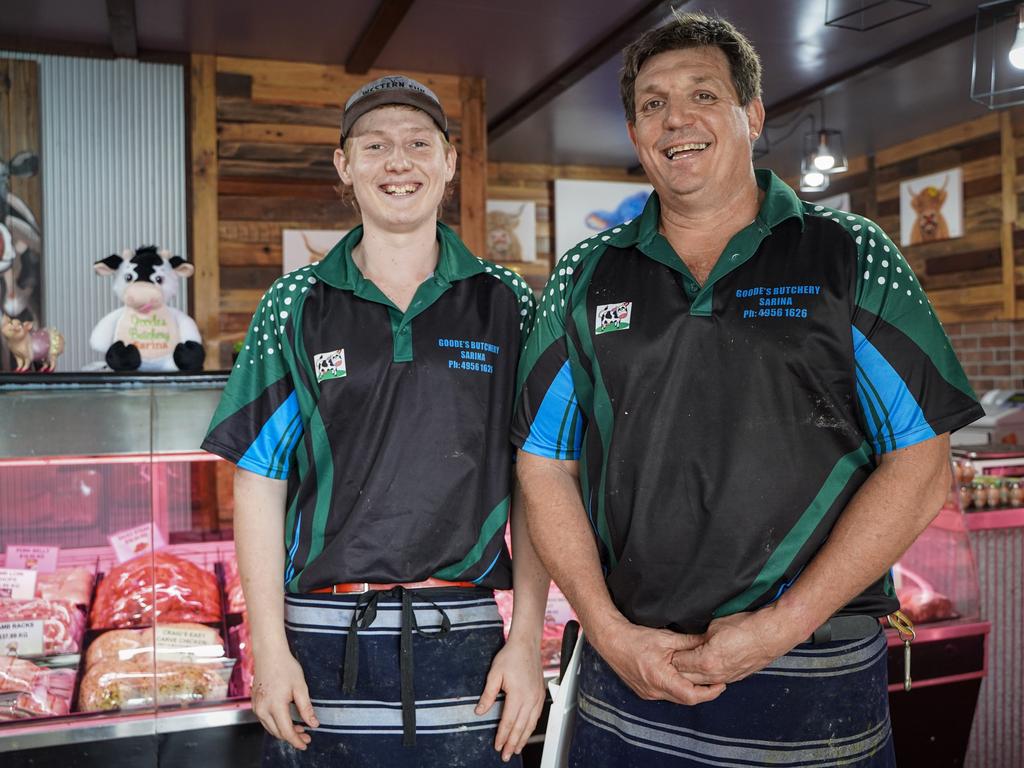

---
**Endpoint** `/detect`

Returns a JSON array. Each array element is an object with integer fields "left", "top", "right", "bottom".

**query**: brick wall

[{"left": 946, "top": 320, "right": 1024, "bottom": 395}]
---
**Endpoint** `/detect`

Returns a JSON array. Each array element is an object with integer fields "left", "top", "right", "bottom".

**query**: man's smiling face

[
  {"left": 628, "top": 46, "right": 763, "bottom": 206},
  {"left": 335, "top": 105, "right": 456, "bottom": 234}
]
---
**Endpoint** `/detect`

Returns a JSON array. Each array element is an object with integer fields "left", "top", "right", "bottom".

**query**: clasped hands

[{"left": 592, "top": 607, "right": 805, "bottom": 706}]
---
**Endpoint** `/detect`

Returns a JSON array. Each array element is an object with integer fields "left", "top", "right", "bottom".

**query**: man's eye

[
  {"left": 641, "top": 99, "right": 664, "bottom": 112},
  {"left": 366, "top": 143, "right": 384, "bottom": 150},
  {"left": 411, "top": 140, "right": 429, "bottom": 148},
  {"left": 696, "top": 92, "right": 716, "bottom": 102}
]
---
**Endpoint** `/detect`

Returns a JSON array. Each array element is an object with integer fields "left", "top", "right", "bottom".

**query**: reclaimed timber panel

[
  {"left": 1002, "top": 111, "right": 1017, "bottom": 318},
  {"left": 459, "top": 77, "right": 487, "bottom": 257},
  {"left": 189, "top": 54, "right": 220, "bottom": 367},
  {"left": 874, "top": 114, "right": 1000, "bottom": 169}
]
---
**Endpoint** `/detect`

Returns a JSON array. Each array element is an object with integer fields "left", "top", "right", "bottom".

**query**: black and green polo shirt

[
  {"left": 512, "top": 169, "right": 982, "bottom": 633},
  {"left": 203, "top": 222, "right": 536, "bottom": 593}
]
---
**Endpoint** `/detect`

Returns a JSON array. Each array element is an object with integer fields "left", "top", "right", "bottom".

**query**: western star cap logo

[
  {"left": 595, "top": 302, "right": 632, "bottom": 334},
  {"left": 315, "top": 349, "right": 347, "bottom": 382}
]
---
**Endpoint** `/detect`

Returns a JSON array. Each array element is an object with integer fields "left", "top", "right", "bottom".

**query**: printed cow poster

[
  {"left": 0, "top": 59, "right": 44, "bottom": 371},
  {"left": 486, "top": 200, "right": 536, "bottom": 263},
  {"left": 282, "top": 229, "right": 347, "bottom": 274},
  {"left": 554, "top": 179, "right": 652, "bottom": 261},
  {"left": 899, "top": 168, "right": 963, "bottom": 247}
]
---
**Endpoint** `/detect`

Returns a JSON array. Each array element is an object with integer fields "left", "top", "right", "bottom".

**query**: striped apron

[
  {"left": 570, "top": 629, "right": 895, "bottom": 767},
  {"left": 263, "top": 587, "right": 520, "bottom": 767}
]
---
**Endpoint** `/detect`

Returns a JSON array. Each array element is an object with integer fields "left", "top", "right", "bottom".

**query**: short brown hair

[{"left": 619, "top": 10, "right": 762, "bottom": 123}]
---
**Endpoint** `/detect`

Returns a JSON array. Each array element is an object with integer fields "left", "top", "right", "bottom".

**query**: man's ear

[
  {"left": 746, "top": 98, "right": 765, "bottom": 142},
  {"left": 334, "top": 147, "right": 353, "bottom": 186},
  {"left": 444, "top": 142, "right": 458, "bottom": 184}
]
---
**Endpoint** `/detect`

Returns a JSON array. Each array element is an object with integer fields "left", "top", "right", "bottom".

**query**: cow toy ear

[
  {"left": 168, "top": 255, "right": 194, "bottom": 278},
  {"left": 94, "top": 254, "right": 123, "bottom": 276}
]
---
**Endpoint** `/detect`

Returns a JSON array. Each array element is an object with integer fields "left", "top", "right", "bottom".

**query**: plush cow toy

[{"left": 90, "top": 246, "right": 205, "bottom": 372}]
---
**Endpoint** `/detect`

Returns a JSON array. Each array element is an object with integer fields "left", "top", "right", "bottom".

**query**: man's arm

[
  {"left": 476, "top": 480, "right": 549, "bottom": 761},
  {"left": 234, "top": 468, "right": 319, "bottom": 750},
  {"left": 517, "top": 452, "right": 725, "bottom": 705},
  {"left": 673, "top": 433, "right": 951, "bottom": 685}
]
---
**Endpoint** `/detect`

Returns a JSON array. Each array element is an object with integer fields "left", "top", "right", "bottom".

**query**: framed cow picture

[
  {"left": 899, "top": 168, "right": 963, "bottom": 247},
  {"left": 282, "top": 229, "right": 347, "bottom": 274},
  {"left": 486, "top": 200, "right": 536, "bottom": 263},
  {"left": 554, "top": 179, "right": 652, "bottom": 261}
]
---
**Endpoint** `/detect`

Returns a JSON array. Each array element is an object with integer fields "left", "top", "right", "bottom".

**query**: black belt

[
  {"left": 807, "top": 614, "right": 880, "bottom": 644},
  {"left": 339, "top": 586, "right": 452, "bottom": 747}
]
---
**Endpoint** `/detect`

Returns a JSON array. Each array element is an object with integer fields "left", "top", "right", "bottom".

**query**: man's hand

[
  {"left": 671, "top": 607, "right": 801, "bottom": 686},
  {"left": 591, "top": 617, "right": 726, "bottom": 705},
  {"left": 476, "top": 637, "right": 546, "bottom": 762},
  {"left": 251, "top": 647, "right": 319, "bottom": 751}
]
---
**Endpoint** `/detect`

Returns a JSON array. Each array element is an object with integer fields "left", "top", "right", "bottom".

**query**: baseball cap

[{"left": 340, "top": 75, "right": 449, "bottom": 142}]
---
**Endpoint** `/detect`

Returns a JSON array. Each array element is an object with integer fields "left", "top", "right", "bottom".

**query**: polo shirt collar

[
  {"left": 312, "top": 220, "right": 486, "bottom": 292},
  {"left": 624, "top": 168, "right": 804, "bottom": 251}
]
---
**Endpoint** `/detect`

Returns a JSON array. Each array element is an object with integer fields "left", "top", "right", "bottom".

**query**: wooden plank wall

[
  {"left": 189, "top": 54, "right": 486, "bottom": 367},
  {"left": 487, "top": 162, "right": 647, "bottom": 290},
  {"left": 792, "top": 110, "right": 1024, "bottom": 325}
]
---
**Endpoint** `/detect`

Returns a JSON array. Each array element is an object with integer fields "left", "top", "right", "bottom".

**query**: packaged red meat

[
  {"left": 90, "top": 552, "right": 221, "bottom": 629},
  {"left": 0, "top": 661, "right": 75, "bottom": 720},
  {"left": 222, "top": 557, "right": 246, "bottom": 613},
  {"left": 78, "top": 657, "right": 231, "bottom": 712},
  {"left": 0, "top": 598, "right": 86, "bottom": 655},
  {"left": 35, "top": 566, "right": 95, "bottom": 606},
  {"left": 895, "top": 565, "right": 956, "bottom": 625},
  {"left": 229, "top": 620, "right": 254, "bottom": 697},
  {"left": 86, "top": 622, "right": 225, "bottom": 668}
]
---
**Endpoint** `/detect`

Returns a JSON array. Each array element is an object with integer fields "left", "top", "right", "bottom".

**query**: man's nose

[
  {"left": 385, "top": 147, "right": 413, "bottom": 171},
  {"left": 663, "top": 99, "right": 694, "bottom": 129}
]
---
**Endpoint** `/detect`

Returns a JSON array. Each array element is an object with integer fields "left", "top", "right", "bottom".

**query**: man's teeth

[
  {"left": 665, "top": 143, "right": 709, "bottom": 158},
  {"left": 382, "top": 184, "right": 419, "bottom": 195}
]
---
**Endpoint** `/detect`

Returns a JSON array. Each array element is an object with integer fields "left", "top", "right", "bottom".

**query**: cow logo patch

[
  {"left": 314, "top": 349, "right": 347, "bottom": 382},
  {"left": 595, "top": 302, "right": 632, "bottom": 334}
]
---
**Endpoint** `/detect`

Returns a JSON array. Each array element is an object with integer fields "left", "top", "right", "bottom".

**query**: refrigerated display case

[
  {"left": 0, "top": 373, "right": 264, "bottom": 768},
  {"left": 884, "top": 459, "right": 989, "bottom": 768},
  {"left": 950, "top": 445, "right": 1024, "bottom": 768}
]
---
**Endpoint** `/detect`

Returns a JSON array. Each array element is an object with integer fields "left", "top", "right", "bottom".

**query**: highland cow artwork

[
  {"left": 282, "top": 229, "right": 347, "bottom": 274},
  {"left": 554, "top": 180, "right": 652, "bottom": 260},
  {"left": 899, "top": 168, "right": 963, "bottom": 247},
  {"left": 486, "top": 200, "right": 536, "bottom": 263}
]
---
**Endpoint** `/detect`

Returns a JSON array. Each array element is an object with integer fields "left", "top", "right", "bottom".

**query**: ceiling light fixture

[
  {"left": 972, "top": 0, "right": 1024, "bottom": 109},
  {"left": 824, "top": 0, "right": 931, "bottom": 32},
  {"left": 1009, "top": 4, "right": 1024, "bottom": 68}
]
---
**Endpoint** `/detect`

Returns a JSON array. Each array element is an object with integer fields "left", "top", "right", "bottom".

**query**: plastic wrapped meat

[
  {"left": 35, "top": 566, "right": 95, "bottom": 606},
  {"left": 0, "top": 598, "right": 86, "bottom": 655},
  {"left": 86, "top": 623, "right": 225, "bottom": 668},
  {"left": 78, "top": 657, "right": 230, "bottom": 712},
  {"left": 0, "top": 660, "right": 74, "bottom": 720},
  {"left": 229, "top": 620, "right": 254, "bottom": 697},
  {"left": 90, "top": 552, "right": 221, "bottom": 629},
  {"left": 898, "top": 588, "right": 955, "bottom": 624},
  {"left": 222, "top": 557, "right": 246, "bottom": 613}
]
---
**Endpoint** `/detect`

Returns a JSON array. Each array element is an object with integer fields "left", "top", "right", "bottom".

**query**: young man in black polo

[
  {"left": 514, "top": 11, "right": 982, "bottom": 768},
  {"left": 203, "top": 75, "right": 548, "bottom": 766}
]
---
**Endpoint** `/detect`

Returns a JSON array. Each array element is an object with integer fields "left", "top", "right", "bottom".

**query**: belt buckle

[{"left": 333, "top": 582, "right": 370, "bottom": 595}]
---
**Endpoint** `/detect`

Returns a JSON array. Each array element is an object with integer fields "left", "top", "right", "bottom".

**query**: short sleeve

[
  {"left": 848, "top": 218, "right": 983, "bottom": 454},
  {"left": 202, "top": 280, "right": 304, "bottom": 479},
  {"left": 512, "top": 269, "right": 585, "bottom": 460}
]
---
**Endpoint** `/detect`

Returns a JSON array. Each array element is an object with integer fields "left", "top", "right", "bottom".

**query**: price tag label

[
  {"left": 0, "top": 620, "right": 44, "bottom": 657},
  {"left": 108, "top": 523, "right": 167, "bottom": 563},
  {"left": 0, "top": 568, "right": 38, "bottom": 600},
  {"left": 5, "top": 545, "right": 60, "bottom": 573}
]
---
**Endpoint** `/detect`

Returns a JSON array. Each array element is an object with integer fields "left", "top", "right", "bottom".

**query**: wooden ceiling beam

[
  {"left": 345, "top": 0, "right": 416, "bottom": 75},
  {"left": 488, "top": 0, "right": 682, "bottom": 142},
  {"left": 106, "top": 0, "right": 138, "bottom": 58}
]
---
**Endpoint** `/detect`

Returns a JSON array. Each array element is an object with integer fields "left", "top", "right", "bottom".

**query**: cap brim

[{"left": 341, "top": 91, "right": 448, "bottom": 141}]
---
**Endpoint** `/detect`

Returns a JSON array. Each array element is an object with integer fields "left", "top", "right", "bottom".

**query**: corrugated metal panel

[
  {"left": 1, "top": 51, "right": 187, "bottom": 372},
  {"left": 966, "top": 527, "right": 1024, "bottom": 768}
]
